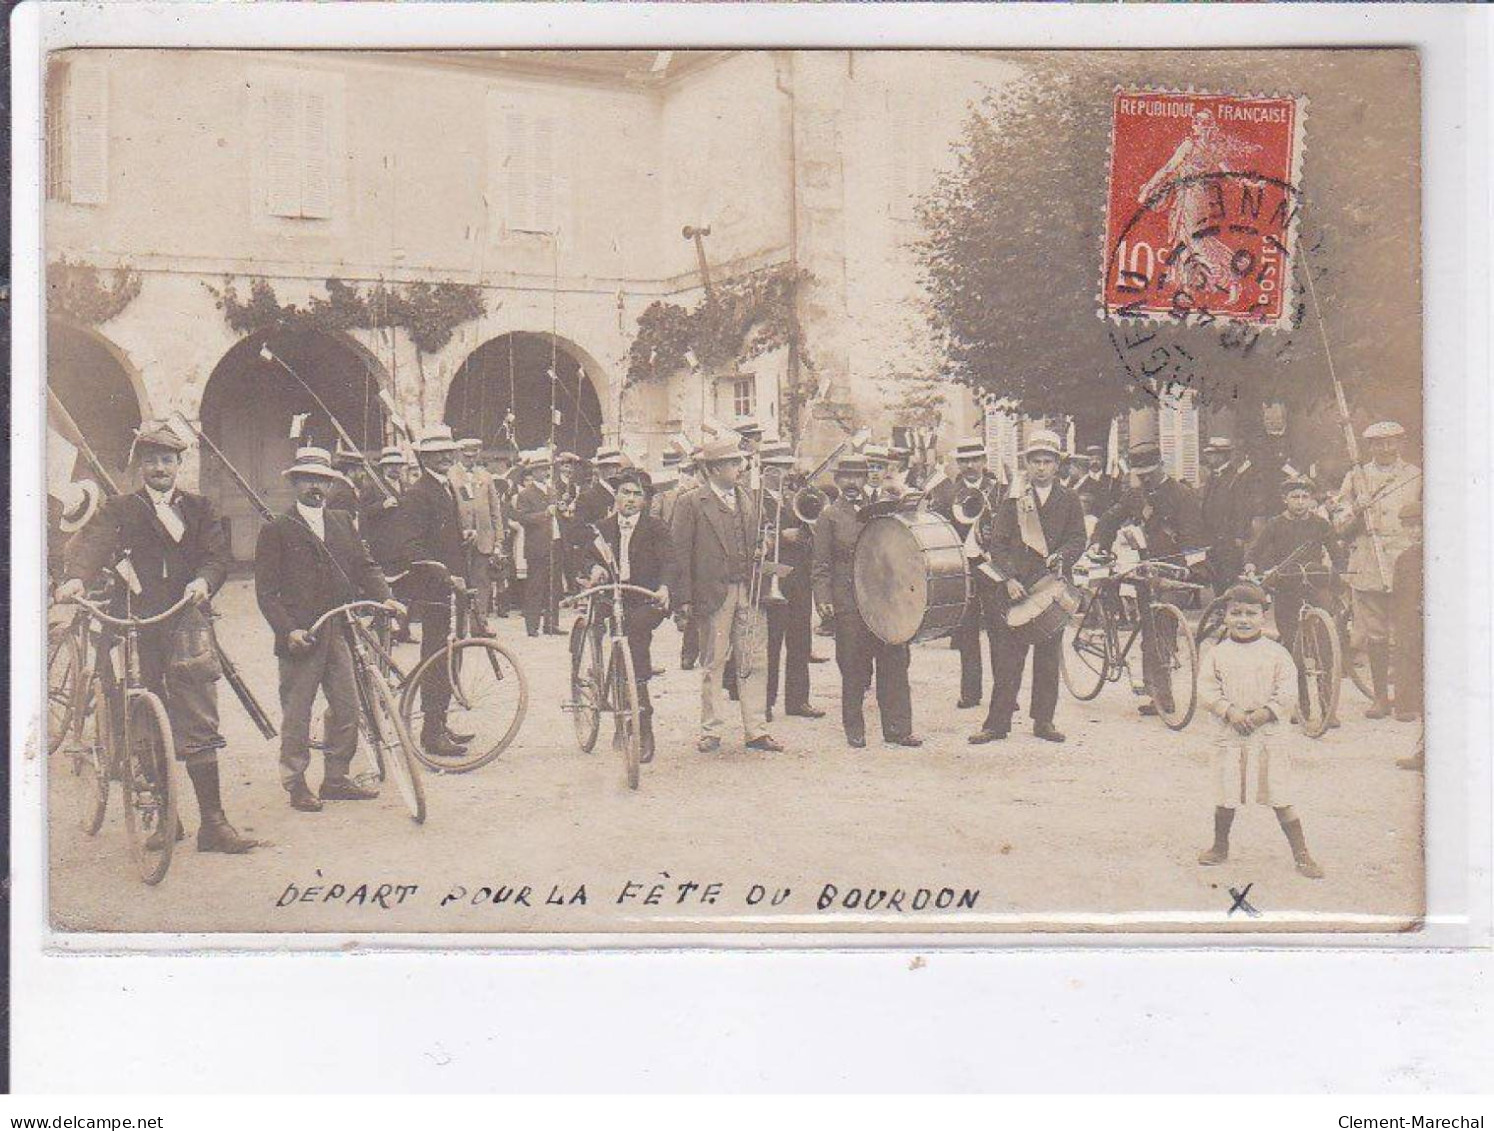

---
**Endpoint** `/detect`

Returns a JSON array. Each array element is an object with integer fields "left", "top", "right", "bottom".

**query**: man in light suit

[
  {"left": 669, "top": 436, "right": 782, "bottom": 754},
  {"left": 452, "top": 437, "right": 499, "bottom": 627}
]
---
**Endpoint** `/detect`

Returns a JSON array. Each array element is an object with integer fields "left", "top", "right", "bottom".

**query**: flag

[{"left": 1106, "top": 417, "right": 1122, "bottom": 477}]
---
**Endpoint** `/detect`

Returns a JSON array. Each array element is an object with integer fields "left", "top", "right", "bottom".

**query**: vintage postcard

[{"left": 40, "top": 46, "right": 1425, "bottom": 938}]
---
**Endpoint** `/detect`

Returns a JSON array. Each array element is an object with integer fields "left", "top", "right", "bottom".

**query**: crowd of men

[{"left": 51, "top": 404, "right": 1424, "bottom": 858}]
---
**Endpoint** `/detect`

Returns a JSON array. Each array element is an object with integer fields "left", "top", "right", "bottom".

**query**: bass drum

[{"left": 853, "top": 511, "right": 969, "bottom": 646}]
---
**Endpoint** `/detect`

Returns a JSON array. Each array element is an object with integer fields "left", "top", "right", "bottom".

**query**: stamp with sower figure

[{"left": 1103, "top": 89, "right": 1308, "bottom": 329}]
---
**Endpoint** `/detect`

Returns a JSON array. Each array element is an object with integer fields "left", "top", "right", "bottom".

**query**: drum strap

[{"left": 1017, "top": 489, "right": 1049, "bottom": 558}]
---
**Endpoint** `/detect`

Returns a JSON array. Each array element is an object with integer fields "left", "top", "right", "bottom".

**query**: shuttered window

[
  {"left": 488, "top": 93, "right": 563, "bottom": 234},
  {"left": 1159, "top": 392, "right": 1201, "bottom": 486},
  {"left": 46, "top": 58, "right": 108, "bottom": 206},
  {"left": 264, "top": 80, "right": 332, "bottom": 220}
]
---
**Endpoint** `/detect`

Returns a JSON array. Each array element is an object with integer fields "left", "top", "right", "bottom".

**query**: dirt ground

[{"left": 45, "top": 577, "right": 1424, "bottom": 937}]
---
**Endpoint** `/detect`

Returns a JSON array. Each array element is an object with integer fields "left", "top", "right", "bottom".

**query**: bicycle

[
  {"left": 392, "top": 561, "right": 528, "bottom": 774},
  {"left": 59, "top": 586, "right": 195, "bottom": 885},
  {"left": 47, "top": 603, "right": 95, "bottom": 758},
  {"left": 562, "top": 579, "right": 666, "bottom": 791},
  {"left": 1195, "top": 563, "right": 1344, "bottom": 739},
  {"left": 1060, "top": 553, "right": 1204, "bottom": 730},
  {"left": 304, "top": 600, "right": 427, "bottom": 823}
]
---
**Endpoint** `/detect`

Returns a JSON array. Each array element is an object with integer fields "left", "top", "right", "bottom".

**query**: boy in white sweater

[{"left": 1198, "top": 583, "right": 1324, "bottom": 879}]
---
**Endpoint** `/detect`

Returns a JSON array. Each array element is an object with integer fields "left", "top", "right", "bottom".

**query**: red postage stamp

[{"left": 1102, "top": 89, "right": 1307, "bottom": 328}]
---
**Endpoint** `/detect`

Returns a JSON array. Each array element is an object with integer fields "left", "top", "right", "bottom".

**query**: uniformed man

[
  {"left": 669, "top": 435, "right": 783, "bottom": 754},
  {"left": 863, "top": 443, "right": 892, "bottom": 500},
  {"left": 926, "top": 437, "right": 1005, "bottom": 711},
  {"left": 759, "top": 440, "right": 824, "bottom": 723},
  {"left": 514, "top": 449, "right": 563, "bottom": 637},
  {"left": 394, "top": 425, "right": 473, "bottom": 758},
  {"left": 254, "top": 447, "right": 401, "bottom": 811},
  {"left": 56, "top": 420, "right": 256, "bottom": 854},
  {"left": 1075, "top": 444, "right": 1117, "bottom": 519},
  {"left": 811, "top": 454, "right": 921, "bottom": 749},
  {"left": 452, "top": 437, "right": 500, "bottom": 627},
  {"left": 1200, "top": 436, "right": 1254, "bottom": 588},
  {"left": 1331, "top": 420, "right": 1421, "bottom": 719},
  {"left": 1091, "top": 440, "right": 1207, "bottom": 717},
  {"left": 368, "top": 446, "right": 413, "bottom": 640},
  {"left": 970, "top": 431, "right": 1088, "bottom": 745}
]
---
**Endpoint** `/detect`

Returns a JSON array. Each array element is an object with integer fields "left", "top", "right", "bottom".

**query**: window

[
  {"left": 45, "top": 57, "right": 108, "bottom": 205},
  {"left": 732, "top": 375, "right": 755, "bottom": 419},
  {"left": 1158, "top": 391, "right": 1201, "bottom": 486},
  {"left": 487, "top": 92, "right": 564, "bottom": 235},
  {"left": 264, "top": 79, "right": 332, "bottom": 220}
]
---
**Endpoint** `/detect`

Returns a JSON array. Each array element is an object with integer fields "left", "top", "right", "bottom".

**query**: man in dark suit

[
  {"left": 1092, "top": 440, "right": 1207, "bottom": 717},
  {"left": 926, "top": 437, "right": 1006, "bottom": 710},
  {"left": 970, "top": 431, "right": 1088, "bottom": 745},
  {"left": 254, "top": 447, "right": 401, "bottom": 810},
  {"left": 811, "top": 455, "right": 921, "bottom": 749},
  {"left": 758, "top": 441, "right": 823, "bottom": 722},
  {"left": 1199, "top": 436, "right": 1252, "bottom": 589},
  {"left": 394, "top": 425, "right": 472, "bottom": 758},
  {"left": 57, "top": 420, "right": 256, "bottom": 854},
  {"left": 576, "top": 468, "right": 673, "bottom": 763},
  {"left": 513, "top": 450, "right": 562, "bottom": 637},
  {"left": 669, "top": 436, "right": 782, "bottom": 754}
]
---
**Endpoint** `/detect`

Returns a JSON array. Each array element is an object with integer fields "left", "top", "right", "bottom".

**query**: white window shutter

[
  {"left": 299, "top": 89, "right": 331, "bottom": 219},
  {"left": 265, "top": 84, "right": 302, "bottom": 217},
  {"left": 1179, "top": 394, "right": 1201, "bottom": 485},
  {"left": 530, "top": 113, "right": 556, "bottom": 233},
  {"left": 504, "top": 108, "right": 530, "bottom": 231},
  {"left": 68, "top": 62, "right": 108, "bottom": 205}
]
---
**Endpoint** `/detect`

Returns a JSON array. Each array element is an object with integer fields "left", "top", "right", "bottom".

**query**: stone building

[{"left": 45, "top": 47, "right": 1199, "bottom": 559}]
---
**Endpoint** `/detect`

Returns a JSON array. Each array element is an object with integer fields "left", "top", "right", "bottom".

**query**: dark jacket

[
  {"left": 984, "top": 482, "right": 1088, "bottom": 601},
  {"left": 513, "top": 483, "right": 557, "bottom": 563},
  {"left": 1245, "top": 512, "right": 1346, "bottom": 586},
  {"left": 1093, "top": 475, "right": 1206, "bottom": 560},
  {"left": 254, "top": 508, "right": 391, "bottom": 657},
  {"left": 1200, "top": 460, "right": 1254, "bottom": 548},
  {"left": 810, "top": 495, "right": 864, "bottom": 615},
  {"left": 395, "top": 471, "right": 466, "bottom": 576},
  {"left": 927, "top": 471, "right": 1003, "bottom": 539},
  {"left": 580, "top": 513, "right": 675, "bottom": 635},
  {"left": 669, "top": 482, "right": 761, "bottom": 615},
  {"left": 65, "top": 487, "right": 229, "bottom": 617}
]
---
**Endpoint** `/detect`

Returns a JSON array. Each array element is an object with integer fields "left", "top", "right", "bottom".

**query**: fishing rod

[{"left": 259, "top": 344, "right": 398, "bottom": 505}]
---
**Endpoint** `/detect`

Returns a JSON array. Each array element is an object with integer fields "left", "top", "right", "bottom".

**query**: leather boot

[
  {"left": 197, "top": 812, "right": 257, "bottom": 854},
  {"left": 287, "top": 776, "right": 324, "bottom": 812}
]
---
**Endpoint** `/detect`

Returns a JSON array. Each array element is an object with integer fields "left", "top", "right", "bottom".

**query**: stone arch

[
  {"left": 444, "top": 331, "right": 609, "bottom": 458},
  {"left": 199, "top": 325, "right": 391, "bottom": 560},
  {"left": 46, "top": 319, "right": 151, "bottom": 487}
]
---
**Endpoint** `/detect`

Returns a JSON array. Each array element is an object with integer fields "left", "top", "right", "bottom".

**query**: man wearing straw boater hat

[
  {"left": 57, "top": 420, "right": 257, "bottom": 853},
  {"left": 514, "top": 448, "right": 563, "bottom": 637},
  {"left": 970, "top": 429, "right": 1087, "bottom": 745},
  {"left": 759, "top": 439, "right": 824, "bottom": 723},
  {"left": 254, "top": 447, "right": 402, "bottom": 811},
  {"left": 653, "top": 444, "right": 701, "bottom": 669},
  {"left": 395, "top": 424, "right": 474, "bottom": 758},
  {"left": 669, "top": 434, "right": 783, "bottom": 754},
  {"left": 452, "top": 437, "right": 501, "bottom": 629}
]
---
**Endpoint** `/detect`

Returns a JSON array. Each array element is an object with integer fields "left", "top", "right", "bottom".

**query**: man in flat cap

[
  {"left": 1092, "top": 440, "right": 1206, "bottom": 718},
  {"left": 1332, "top": 420, "right": 1421, "bottom": 719},
  {"left": 255, "top": 447, "right": 402, "bottom": 811},
  {"left": 57, "top": 420, "right": 256, "bottom": 853}
]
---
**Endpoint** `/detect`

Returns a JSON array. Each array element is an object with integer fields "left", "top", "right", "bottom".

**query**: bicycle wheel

[
  {"left": 609, "top": 640, "right": 642, "bottom": 791},
  {"left": 1295, "top": 606, "right": 1342, "bottom": 739},
  {"left": 401, "top": 638, "right": 528, "bottom": 774},
  {"left": 1061, "top": 594, "right": 1110, "bottom": 701},
  {"left": 1148, "top": 602, "right": 1199, "bottom": 731},
  {"left": 363, "top": 665, "right": 426, "bottom": 823},
  {"left": 120, "top": 690, "right": 178, "bottom": 886},
  {"left": 568, "top": 616, "right": 602, "bottom": 753},
  {"left": 1194, "top": 596, "right": 1230, "bottom": 648},
  {"left": 1340, "top": 612, "right": 1375, "bottom": 700},
  {"left": 47, "top": 624, "right": 82, "bottom": 756},
  {"left": 70, "top": 673, "right": 110, "bottom": 835}
]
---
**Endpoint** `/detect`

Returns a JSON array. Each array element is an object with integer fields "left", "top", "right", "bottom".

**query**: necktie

[
  {"left": 153, "top": 493, "right": 184, "bottom": 542},
  {"left": 619, "top": 518, "right": 636, "bottom": 579}
]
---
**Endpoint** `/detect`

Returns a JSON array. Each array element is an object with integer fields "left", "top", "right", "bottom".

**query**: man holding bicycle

[
  {"left": 255, "top": 447, "right": 402, "bottom": 813},
  {"left": 1090, "top": 440, "right": 1206, "bottom": 718},
  {"left": 57, "top": 420, "right": 256, "bottom": 854}
]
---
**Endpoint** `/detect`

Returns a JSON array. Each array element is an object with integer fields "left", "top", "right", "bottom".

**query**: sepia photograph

[{"left": 39, "top": 44, "right": 1426, "bottom": 937}]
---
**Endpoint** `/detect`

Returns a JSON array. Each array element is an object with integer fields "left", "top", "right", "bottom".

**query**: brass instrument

[
  {"left": 783, "top": 430, "right": 869, "bottom": 526},
  {"left": 952, "top": 483, "right": 989, "bottom": 561}
]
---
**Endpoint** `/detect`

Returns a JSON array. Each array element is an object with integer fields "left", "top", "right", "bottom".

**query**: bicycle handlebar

[
  {"left": 68, "top": 592, "right": 196, "bottom": 629},
  {"left": 383, "top": 560, "right": 467, "bottom": 592},
  {"left": 306, "top": 600, "right": 396, "bottom": 639},
  {"left": 562, "top": 583, "right": 668, "bottom": 608}
]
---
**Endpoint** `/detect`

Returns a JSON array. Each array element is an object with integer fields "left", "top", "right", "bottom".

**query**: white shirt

[
  {"left": 1033, "top": 482, "right": 1054, "bottom": 507},
  {"left": 706, "top": 480, "right": 737, "bottom": 513},
  {"left": 617, "top": 513, "right": 639, "bottom": 579},
  {"left": 297, "top": 501, "right": 327, "bottom": 541},
  {"left": 145, "top": 485, "right": 184, "bottom": 542}
]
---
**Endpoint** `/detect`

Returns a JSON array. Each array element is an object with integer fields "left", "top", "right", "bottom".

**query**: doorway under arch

[
  {"left": 47, "top": 320, "right": 147, "bottom": 489},
  {"left": 200, "top": 326, "right": 388, "bottom": 560},
  {"left": 444, "top": 332, "right": 605, "bottom": 458}
]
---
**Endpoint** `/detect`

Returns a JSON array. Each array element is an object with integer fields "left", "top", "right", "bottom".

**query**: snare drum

[{"left": 853, "top": 511, "right": 969, "bottom": 646}]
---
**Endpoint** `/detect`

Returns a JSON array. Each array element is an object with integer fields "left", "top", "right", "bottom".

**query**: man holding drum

[
  {"left": 970, "top": 430, "right": 1088, "bottom": 745},
  {"left": 811, "top": 454, "right": 922, "bottom": 750}
]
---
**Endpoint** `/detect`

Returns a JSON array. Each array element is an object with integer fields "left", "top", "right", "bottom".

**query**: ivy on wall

[
  {"left": 48, "top": 257, "right": 143, "bottom": 325},
  {"left": 626, "top": 263, "right": 812, "bottom": 387},
  {"left": 205, "top": 276, "right": 487, "bottom": 355}
]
